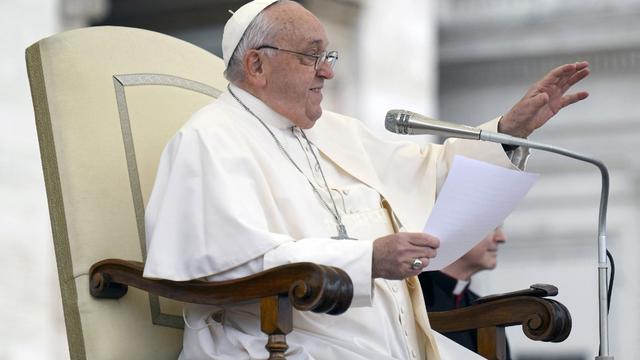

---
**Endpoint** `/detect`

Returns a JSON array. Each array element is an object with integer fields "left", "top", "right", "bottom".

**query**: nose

[
  {"left": 493, "top": 227, "right": 507, "bottom": 244},
  {"left": 316, "top": 61, "right": 335, "bottom": 80}
]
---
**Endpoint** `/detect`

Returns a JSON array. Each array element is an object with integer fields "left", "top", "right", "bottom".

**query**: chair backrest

[{"left": 26, "top": 26, "right": 227, "bottom": 360}]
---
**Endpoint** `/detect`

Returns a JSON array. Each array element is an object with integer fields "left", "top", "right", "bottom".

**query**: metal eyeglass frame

[{"left": 256, "top": 45, "right": 338, "bottom": 70}]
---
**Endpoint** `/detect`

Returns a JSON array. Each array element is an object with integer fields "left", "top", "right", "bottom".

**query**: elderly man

[
  {"left": 419, "top": 227, "right": 511, "bottom": 356},
  {"left": 143, "top": 0, "right": 589, "bottom": 359}
]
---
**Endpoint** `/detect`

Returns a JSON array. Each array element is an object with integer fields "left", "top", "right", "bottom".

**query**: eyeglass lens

[{"left": 316, "top": 51, "right": 338, "bottom": 70}]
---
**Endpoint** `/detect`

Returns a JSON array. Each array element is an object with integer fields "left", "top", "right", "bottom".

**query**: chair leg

[
  {"left": 478, "top": 326, "right": 507, "bottom": 360},
  {"left": 494, "top": 327, "right": 507, "bottom": 360},
  {"left": 261, "top": 295, "right": 293, "bottom": 360}
]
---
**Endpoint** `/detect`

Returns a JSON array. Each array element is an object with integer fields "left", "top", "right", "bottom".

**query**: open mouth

[{"left": 310, "top": 86, "right": 323, "bottom": 93}]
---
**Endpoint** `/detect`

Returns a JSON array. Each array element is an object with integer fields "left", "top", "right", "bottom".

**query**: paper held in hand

[{"left": 423, "top": 155, "right": 539, "bottom": 270}]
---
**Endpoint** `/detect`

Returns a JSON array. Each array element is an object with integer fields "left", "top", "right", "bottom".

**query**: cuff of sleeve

[
  {"left": 262, "top": 238, "right": 374, "bottom": 307},
  {"left": 346, "top": 240, "right": 374, "bottom": 307},
  {"left": 478, "top": 117, "right": 529, "bottom": 170},
  {"left": 507, "top": 146, "right": 531, "bottom": 170}
]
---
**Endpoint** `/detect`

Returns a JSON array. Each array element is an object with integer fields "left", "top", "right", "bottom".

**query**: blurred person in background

[{"left": 419, "top": 227, "right": 512, "bottom": 358}]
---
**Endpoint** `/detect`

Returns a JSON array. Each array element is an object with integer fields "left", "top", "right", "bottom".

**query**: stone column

[{"left": 308, "top": 0, "right": 438, "bottom": 142}]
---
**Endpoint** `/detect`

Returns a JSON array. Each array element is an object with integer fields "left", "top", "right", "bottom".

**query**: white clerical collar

[
  {"left": 226, "top": 83, "right": 294, "bottom": 130},
  {"left": 452, "top": 279, "right": 470, "bottom": 295}
]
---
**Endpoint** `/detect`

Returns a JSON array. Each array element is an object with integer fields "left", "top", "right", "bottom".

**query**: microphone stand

[
  {"left": 385, "top": 109, "right": 613, "bottom": 358},
  {"left": 480, "top": 131, "right": 612, "bottom": 360}
]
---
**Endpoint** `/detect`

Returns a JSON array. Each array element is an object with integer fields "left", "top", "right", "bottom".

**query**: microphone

[
  {"left": 386, "top": 109, "right": 614, "bottom": 360},
  {"left": 385, "top": 109, "right": 481, "bottom": 139},
  {"left": 385, "top": 109, "right": 526, "bottom": 146}
]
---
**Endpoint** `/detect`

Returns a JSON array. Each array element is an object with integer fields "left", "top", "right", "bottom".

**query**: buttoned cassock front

[{"left": 143, "top": 85, "right": 516, "bottom": 359}]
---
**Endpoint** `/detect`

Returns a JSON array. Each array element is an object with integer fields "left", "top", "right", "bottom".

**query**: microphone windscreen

[{"left": 384, "top": 110, "right": 407, "bottom": 134}]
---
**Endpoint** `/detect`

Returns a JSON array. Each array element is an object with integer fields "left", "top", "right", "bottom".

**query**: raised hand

[
  {"left": 499, "top": 61, "right": 590, "bottom": 138},
  {"left": 372, "top": 232, "right": 440, "bottom": 279}
]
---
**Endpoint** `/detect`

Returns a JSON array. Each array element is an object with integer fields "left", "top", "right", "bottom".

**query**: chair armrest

[
  {"left": 473, "top": 283, "right": 558, "bottom": 304},
  {"left": 429, "top": 286, "right": 571, "bottom": 342},
  {"left": 89, "top": 258, "right": 353, "bottom": 315}
]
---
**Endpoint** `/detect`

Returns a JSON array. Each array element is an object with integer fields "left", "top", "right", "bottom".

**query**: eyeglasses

[{"left": 256, "top": 45, "right": 338, "bottom": 70}]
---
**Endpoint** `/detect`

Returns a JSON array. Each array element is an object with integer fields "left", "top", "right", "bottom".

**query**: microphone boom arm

[
  {"left": 480, "top": 130, "right": 612, "bottom": 360},
  {"left": 385, "top": 110, "right": 613, "bottom": 358}
]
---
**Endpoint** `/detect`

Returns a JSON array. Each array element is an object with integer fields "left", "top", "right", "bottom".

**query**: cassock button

[
  {"left": 411, "top": 349, "right": 417, "bottom": 358},
  {"left": 400, "top": 307, "right": 405, "bottom": 315}
]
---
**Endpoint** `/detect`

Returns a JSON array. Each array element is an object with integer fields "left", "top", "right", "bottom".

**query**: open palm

[{"left": 500, "top": 61, "right": 590, "bottom": 138}]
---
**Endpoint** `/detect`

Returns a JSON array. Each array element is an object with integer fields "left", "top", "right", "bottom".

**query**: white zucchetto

[{"left": 222, "top": 0, "right": 279, "bottom": 67}]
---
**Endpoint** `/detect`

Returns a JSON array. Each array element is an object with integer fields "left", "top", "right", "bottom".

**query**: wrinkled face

[
  {"left": 260, "top": 3, "right": 334, "bottom": 129},
  {"left": 460, "top": 227, "right": 507, "bottom": 271}
]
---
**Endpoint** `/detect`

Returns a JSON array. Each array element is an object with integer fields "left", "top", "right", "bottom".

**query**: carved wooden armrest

[
  {"left": 90, "top": 258, "right": 353, "bottom": 314},
  {"left": 89, "top": 259, "right": 354, "bottom": 360},
  {"left": 429, "top": 283, "right": 570, "bottom": 341},
  {"left": 473, "top": 283, "right": 558, "bottom": 305}
]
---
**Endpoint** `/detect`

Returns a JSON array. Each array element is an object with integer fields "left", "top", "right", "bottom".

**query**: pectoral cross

[{"left": 332, "top": 224, "right": 358, "bottom": 240}]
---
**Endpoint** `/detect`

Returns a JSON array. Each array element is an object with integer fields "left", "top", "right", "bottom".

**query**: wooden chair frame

[{"left": 91, "top": 259, "right": 571, "bottom": 360}]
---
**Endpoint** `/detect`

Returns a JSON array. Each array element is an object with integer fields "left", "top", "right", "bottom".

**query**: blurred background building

[{"left": 1, "top": 0, "right": 637, "bottom": 358}]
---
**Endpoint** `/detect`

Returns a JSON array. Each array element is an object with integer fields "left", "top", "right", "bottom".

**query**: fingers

[
  {"left": 400, "top": 232, "right": 439, "bottom": 264},
  {"left": 574, "top": 60, "right": 589, "bottom": 71},
  {"left": 557, "top": 61, "right": 589, "bottom": 78},
  {"left": 410, "top": 245, "right": 437, "bottom": 260},
  {"left": 406, "top": 257, "right": 431, "bottom": 276},
  {"left": 562, "top": 68, "right": 590, "bottom": 91},
  {"left": 498, "top": 61, "right": 589, "bottom": 140},
  {"left": 404, "top": 233, "right": 439, "bottom": 272},
  {"left": 543, "top": 63, "right": 577, "bottom": 85},
  {"left": 412, "top": 257, "right": 432, "bottom": 269},
  {"left": 404, "top": 232, "right": 440, "bottom": 249},
  {"left": 561, "top": 91, "right": 589, "bottom": 108},
  {"left": 541, "top": 61, "right": 590, "bottom": 89},
  {"left": 371, "top": 233, "right": 441, "bottom": 279}
]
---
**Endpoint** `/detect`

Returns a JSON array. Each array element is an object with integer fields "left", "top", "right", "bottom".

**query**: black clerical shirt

[{"left": 418, "top": 271, "right": 512, "bottom": 359}]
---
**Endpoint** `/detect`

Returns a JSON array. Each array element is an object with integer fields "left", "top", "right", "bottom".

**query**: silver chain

[
  {"left": 295, "top": 130, "right": 344, "bottom": 225},
  {"left": 227, "top": 85, "right": 353, "bottom": 239}
]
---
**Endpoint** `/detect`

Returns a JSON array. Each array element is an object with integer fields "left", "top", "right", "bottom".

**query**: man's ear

[{"left": 244, "top": 49, "right": 268, "bottom": 87}]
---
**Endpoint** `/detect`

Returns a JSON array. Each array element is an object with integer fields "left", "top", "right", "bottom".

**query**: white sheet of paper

[
  {"left": 424, "top": 155, "right": 538, "bottom": 270},
  {"left": 433, "top": 331, "right": 486, "bottom": 359}
]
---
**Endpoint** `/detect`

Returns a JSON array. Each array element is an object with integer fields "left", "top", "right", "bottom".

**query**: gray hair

[{"left": 224, "top": 1, "right": 289, "bottom": 83}]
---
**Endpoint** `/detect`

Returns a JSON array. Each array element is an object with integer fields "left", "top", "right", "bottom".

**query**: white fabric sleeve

[
  {"left": 262, "top": 238, "right": 374, "bottom": 307},
  {"left": 144, "top": 126, "right": 293, "bottom": 281},
  {"left": 507, "top": 146, "right": 530, "bottom": 170},
  {"left": 205, "top": 257, "right": 264, "bottom": 282},
  {"left": 207, "top": 238, "right": 374, "bottom": 307}
]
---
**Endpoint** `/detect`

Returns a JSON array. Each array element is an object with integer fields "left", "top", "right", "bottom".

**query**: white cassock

[{"left": 143, "top": 84, "right": 524, "bottom": 360}]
